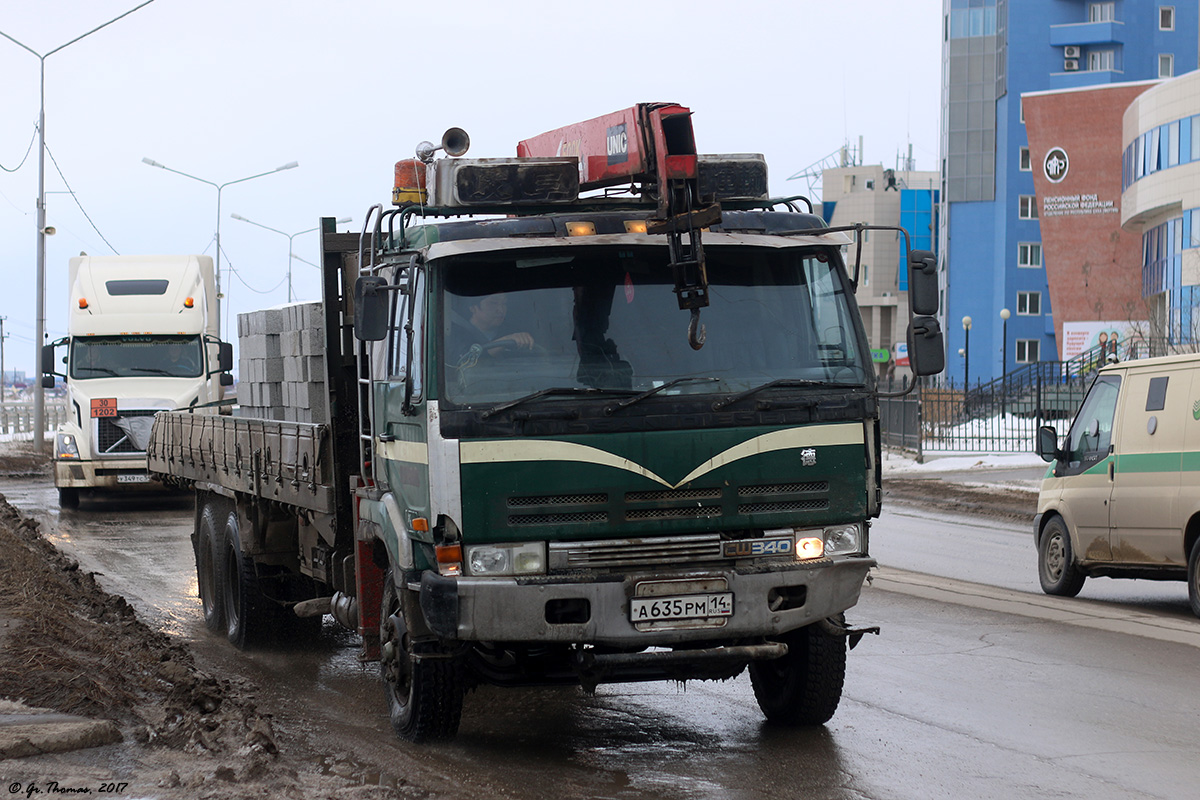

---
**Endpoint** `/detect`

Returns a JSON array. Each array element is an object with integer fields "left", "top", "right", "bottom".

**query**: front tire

[
  {"left": 1187, "top": 537, "right": 1200, "bottom": 619},
  {"left": 379, "top": 577, "right": 464, "bottom": 743},
  {"left": 749, "top": 619, "right": 847, "bottom": 726},
  {"left": 1038, "top": 516, "right": 1085, "bottom": 597}
]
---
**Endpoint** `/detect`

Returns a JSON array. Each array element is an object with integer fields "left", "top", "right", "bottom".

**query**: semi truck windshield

[
  {"left": 439, "top": 244, "right": 868, "bottom": 405},
  {"left": 70, "top": 335, "right": 204, "bottom": 379}
]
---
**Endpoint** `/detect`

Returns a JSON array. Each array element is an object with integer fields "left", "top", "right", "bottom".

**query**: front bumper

[
  {"left": 417, "top": 556, "right": 874, "bottom": 648},
  {"left": 54, "top": 458, "right": 160, "bottom": 491}
]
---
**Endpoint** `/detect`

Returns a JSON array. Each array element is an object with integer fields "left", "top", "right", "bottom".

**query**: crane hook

[{"left": 688, "top": 308, "right": 706, "bottom": 351}]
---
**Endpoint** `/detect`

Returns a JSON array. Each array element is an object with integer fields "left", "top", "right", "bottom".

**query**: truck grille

[
  {"left": 96, "top": 410, "right": 158, "bottom": 455},
  {"left": 506, "top": 480, "right": 831, "bottom": 527},
  {"left": 548, "top": 534, "right": 723, "bottom": 570}
]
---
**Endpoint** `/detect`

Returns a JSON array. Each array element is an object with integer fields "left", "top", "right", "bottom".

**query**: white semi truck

[{"left": 42, "top": 254, "right": 232, "bottom": 508}]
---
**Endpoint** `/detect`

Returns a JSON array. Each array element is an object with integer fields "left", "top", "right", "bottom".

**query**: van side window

[
  {"left": 1145, "top": 376, "right": 1168, "bottom": 411},
  {"left": 1066, "top": 375, "right": 1121, "bottom": 465}
]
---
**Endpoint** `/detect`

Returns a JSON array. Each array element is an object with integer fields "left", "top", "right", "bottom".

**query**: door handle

[{"left": 1108, "top": 460, "right": 1115, "bottom": 480}]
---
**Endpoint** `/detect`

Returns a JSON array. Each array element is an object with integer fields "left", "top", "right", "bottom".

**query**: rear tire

[
  {"left": 1188, "top": 537, "right": 1200, "bottom": 619},
  {"left": 218, "top": 507, "right": 272, "bottom": 649},
  {"left": 58, "top": 488, "right": 79, "bottom": 509},
  {"left": 749, "top": 619, "right": 846, "bottom": 726},
  {"left": 1038, "top": 516, "right": 1085, "bottom": 597},
  {"left": 195, "top": 499, "right": 225, "bottom": 633},
  {"left": 379, "top": 578, "right": 464, "bottom": 742}
]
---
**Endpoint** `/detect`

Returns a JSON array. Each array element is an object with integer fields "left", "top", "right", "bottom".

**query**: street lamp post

[
  {"left": 1000, "top": 308, "right": 1011, "bottom": 416},
  {"left": 142, "top": 159, "right": 299, "bottom": 324},
  {"left": 231, "top": 214, "right": 351, "bottom": 302},
  {"left": 962, "top": 315, "right": 973, "bottom": 389},
  {"left": 1, "top": 0, "right": 157, "bottom": 450}
]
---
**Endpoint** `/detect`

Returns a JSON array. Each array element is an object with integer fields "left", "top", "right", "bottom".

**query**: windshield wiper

[
  {"left": 480, "top": 387, "right": 635, "bottom": 419},
  {"left": 711, "top": 378, "right": 827, "bottom": 411},
  {"left": 129, "top": 367, "right": 176, "bottom": 376},
  {"left": 604, "top": 377, "right": 721, "bottom": 414},
  {"left": 74, "top": 366, "right": 119, "bottom": 377}
]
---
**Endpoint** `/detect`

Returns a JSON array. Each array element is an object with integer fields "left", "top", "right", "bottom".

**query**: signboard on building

[
  {"left": 893, "top": 342, "right": 910, "bottom": 367},
  {"left": 1062, "top": 320, "right": 1150, "bottom": 361}
]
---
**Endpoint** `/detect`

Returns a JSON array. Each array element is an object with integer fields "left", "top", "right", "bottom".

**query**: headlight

[
  {"left": 55, "top": 433, "right": 80, "bottom": 459},
  {"left": 823, "top": 523, "right": 863, "bottom": 556},
  {"left": 465, "top": 542, "right": 546, "bottom": 576}
]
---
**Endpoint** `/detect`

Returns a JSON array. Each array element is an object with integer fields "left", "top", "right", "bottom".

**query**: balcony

[{"left": 1049, "top": 20, "right": 1125, "bottom": 46}]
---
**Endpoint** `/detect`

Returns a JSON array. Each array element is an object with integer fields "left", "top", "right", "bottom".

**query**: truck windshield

[
  {"left": 70, "top": 334, "right": 204, "bottom": 379},
  {"left": 439, "top": 244, "right": 868, "bottom": 405}
]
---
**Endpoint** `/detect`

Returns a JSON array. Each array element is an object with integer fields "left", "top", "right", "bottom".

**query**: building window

[
  {"left": 1017, "top": 292, "right": 1042, "bottom": 315},
  {"left": 1089, "top": 2, "right": 1115, "bottom": 22},
  {"left": 1160, "top": 54, "right": 1174, "bottom": 78},
  {"left": 1018, "top": 242, "right": 1043, "bottom": 268},
  {"left": 1019, "top": 195, "right": 1038, "bottom": 219},
  {"left": 1019, "top": 147, "right": 1031, "bottom": 171},
  {"left": 1089, "top": 50, "right": 1115, "bottom": 71},
  {"left": 1016, "top": 339, "right": 1041, "bottom": 363},
  {"left": 1160, "top": 6, "right": 1175, "bottom": 30}
]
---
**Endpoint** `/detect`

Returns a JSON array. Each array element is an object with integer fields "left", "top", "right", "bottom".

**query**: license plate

[
  {"left": 629, "top": 592, "right": 733, "bottom": 623},
  {"left": 116, "top": 473, "right": 150, "bottom": 484}
]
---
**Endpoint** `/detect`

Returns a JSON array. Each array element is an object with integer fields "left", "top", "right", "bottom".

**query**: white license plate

[
  {"left": 116, "top": 473, "right": 151, "bottom": 484},
  {"left": 629, "top": 592, "right": 733, "bottom": 623}
]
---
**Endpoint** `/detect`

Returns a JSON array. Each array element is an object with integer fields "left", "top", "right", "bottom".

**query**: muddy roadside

[{"left": 883, "top": 476, "right": 1037, "bottom": 523}]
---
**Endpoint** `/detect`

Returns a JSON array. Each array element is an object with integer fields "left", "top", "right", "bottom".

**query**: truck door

[
  {"left": 376, "top": 264, "right": 428, "bottom": 518},
  {"left": 1058, "top": 374, "right": 1121, "bottom": 562},
  {"left": 1109, "top": 368, "right": 1185, "bottom": 566}
]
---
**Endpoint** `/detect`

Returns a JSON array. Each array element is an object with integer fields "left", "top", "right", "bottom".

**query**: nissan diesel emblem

[
  {"left": 801, "top": 448, "right": 817, "bottom": 467},
  {"left": 1044, "top": 147, "right": 1069, "bottom": 183}
]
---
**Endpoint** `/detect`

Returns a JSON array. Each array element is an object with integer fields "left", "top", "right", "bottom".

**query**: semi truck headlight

[
  {"left": 823, "top": 524, "right": 863, "bottom": 556},
  {"left": 55, "top": 433, "right": 80, "bottom": 459},
  {"left": 466, "top": 542, "right": 546, "bottom": 576}
]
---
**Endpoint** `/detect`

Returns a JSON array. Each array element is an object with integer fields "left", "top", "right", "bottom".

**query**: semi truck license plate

[
  {"left": 629, "top": 592, "right": 733, "bottom": 622},
  {"left": 116, "top": 473, "right": 150, "bottom": 483}
]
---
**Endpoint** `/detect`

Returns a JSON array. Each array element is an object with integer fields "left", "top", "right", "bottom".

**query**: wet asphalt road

[{"left": 2, "top": 476, "right": 1199, "bottom": 799}]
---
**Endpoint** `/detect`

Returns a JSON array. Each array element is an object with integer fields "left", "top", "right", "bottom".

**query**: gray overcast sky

[{"left": 0, "top": 0, "right": 941, "bottom": 376}]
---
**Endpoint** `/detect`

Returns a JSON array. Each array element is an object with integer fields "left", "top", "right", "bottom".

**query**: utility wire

[
  {"left": 44, "top": 141, "right": 120, "bottom": 255},
  {"left": 219, "top": 243, "right": 287, "bottom": 295},
  {"left": 0, "top": 123, "right": 37, "bottom": 172}
]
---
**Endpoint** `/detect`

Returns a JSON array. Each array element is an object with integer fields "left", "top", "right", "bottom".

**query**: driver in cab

[{"left": 451, "top": 293, "right": 535, "bottom": 365}]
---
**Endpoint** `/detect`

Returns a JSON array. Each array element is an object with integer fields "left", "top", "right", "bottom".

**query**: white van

[{"left": 1034, "top": 352, "right": 1200, "bottom": 617}]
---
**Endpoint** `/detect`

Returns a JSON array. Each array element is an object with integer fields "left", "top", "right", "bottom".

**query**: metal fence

[{"left": 0, "top": 402, "right": 68, "bottom": 435}]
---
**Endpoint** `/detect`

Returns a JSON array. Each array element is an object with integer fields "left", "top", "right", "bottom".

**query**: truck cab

[{"left": 44, "top": 255, "right": 231, "bottom": 507}]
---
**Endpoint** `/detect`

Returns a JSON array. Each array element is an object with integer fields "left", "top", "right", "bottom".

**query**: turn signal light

[
  {"left": 435, "top": 543, "right": 462, "bottom": 577},
  {"left": 795, "top": 537, "right": 825, "bottom": 560}
]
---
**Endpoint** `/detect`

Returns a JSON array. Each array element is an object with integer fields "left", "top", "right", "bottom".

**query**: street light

[
  {"left": 142, "top": 158, "right": 299, "bottom": 321},
  {"left": 1, "top": 0, "right": 157, "bottom": 449},
  {"left": 962, "top": 315, "right": 973, "bottom": 388},
  {"left": 1000, "top": 308, "right": 1011, "bottom": 416},
  {"left": 231, "top": 214, "right": 351, "bottom": 302}
]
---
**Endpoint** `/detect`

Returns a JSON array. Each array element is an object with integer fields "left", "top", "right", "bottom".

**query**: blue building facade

[{"left": 939, "top": 0, "right": 1198, "bottom": 384}]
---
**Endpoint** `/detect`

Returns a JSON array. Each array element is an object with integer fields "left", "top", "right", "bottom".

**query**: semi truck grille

[
  {"left": 510, "top": 511, "right": 608, "bottom": 526},
  {"left": 96, "top": 410, "right": 158, "bottom": 455},
  {"left": 548, "top": 533, "right": 723, "bottom": 570}
]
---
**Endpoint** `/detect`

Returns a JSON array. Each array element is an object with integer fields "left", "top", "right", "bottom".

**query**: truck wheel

[
  {"left": 1188, "top": 538, "right": 1200, "bottom": 619},
  {"left": 748, "top": 618, "right": 844, "bottom": 724},
  {"left": 219, "top": 508, "right": 271, "bottom": 649},
  {"left": 58, "top": 488, "right": 79, "bottom": 509},
  {"left": 195, "top": 500, "right": 225, "bottom": 633},
  {"left": 1038, "top": 516, "right": 1085, "bottom": 597},
  {"left": 749, "top": 618, "right": 846, "bottom": 726},
  {"left": 379, "top": 578, "right": 464, "bottom": 742}
]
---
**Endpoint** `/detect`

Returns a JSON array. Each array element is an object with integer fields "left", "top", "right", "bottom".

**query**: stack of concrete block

[{"left": 236, "top": 302, "right": 327, "bottom": 423}]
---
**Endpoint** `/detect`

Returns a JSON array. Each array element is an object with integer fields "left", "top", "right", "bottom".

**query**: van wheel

[
  {"left": 195, "top": 499, "right": 225, "bottom": 633},
  {"left": 1038, "top": 516, "right": 1085, "bottom": 597},
  {"left": 1188, "top": 538, "right": 1200, "bottom": 619},
  {"left": 379, "top": 578, "right": 464, "bottom": 742},
  {"left": 749, "top": 617, "right": 846, "bottom": 726}
]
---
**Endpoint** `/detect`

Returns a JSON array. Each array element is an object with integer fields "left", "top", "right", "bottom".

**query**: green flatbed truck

[{"left": 147, "top": 103, "right": 944, "bottom": 742}]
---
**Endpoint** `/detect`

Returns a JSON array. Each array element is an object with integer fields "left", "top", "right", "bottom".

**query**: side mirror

[
  {"left": 906, "top": 316, "right": 945, "bottom": 376},
  {"left": 41, "top": 375, "right": 56, "bottom": 389},
  {"left": 220, "top": 373, "right": 234, "bottom": 387},
  {"left": 354, "top": 276, "right": 389, "bottom": 342},
  {"left": 1036, "top": 425, "right": 1061, "bottom": 463},
  {"left": 218, "top": 341, "right": 234, "bottom": 372},
  {"left": 41, "top": 344, "right": 57, "bottom": 376},
  {"left": 908, "top": 250, "right": 939, "bottom": 316}
]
